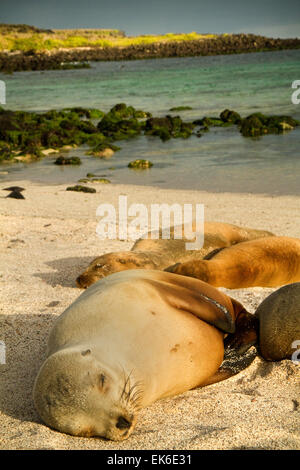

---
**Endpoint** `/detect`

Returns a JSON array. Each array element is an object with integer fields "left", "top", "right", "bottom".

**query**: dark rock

[
  {"left": 54, "top": 156, "right": 82, "bottom": 165},
  {"left": 220, "top": 109, "right": 242, "bottom": 124},
  {"left": 145, "top": 115, "right": 194, "bottom": 141},
  {"left": 66, "top": 185, "right": 96, "bottom": 193},
  {"left": 240, "top": 115, "right": 265, "bottom": 137},
  {"left": 128, "top": 159, "right": 153, "bottom": 169},
  {"left": 1, "top": 34, "right": 300, "bottom": 73},
  {"left": 97, "top": 104, "right": 146, "bottom": 141},
  {"left": 240, "top": 113, "right": 299, "bottom": 137}
]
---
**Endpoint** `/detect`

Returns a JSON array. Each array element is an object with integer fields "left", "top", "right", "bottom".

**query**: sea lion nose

[
  {"left": 116, "top": 416, "right": 131, "bottom": 429},
  {"left": 76, "top": 275, "right": 88, "bottom": 288}
]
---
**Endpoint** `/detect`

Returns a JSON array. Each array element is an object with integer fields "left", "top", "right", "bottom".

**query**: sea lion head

[
  {"left": 33, "top": 348, "right": 141, "bottom": 440},
  {"left": 76, "top": 251, "right": 156, "bottom": 288}
]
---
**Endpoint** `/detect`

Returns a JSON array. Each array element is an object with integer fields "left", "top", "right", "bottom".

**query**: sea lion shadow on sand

[
  {"left": 0, "top": 313, "right": 57, "bottom": 422},
  {"left": 33, "top": 256, "right": 96, "bottom": 289}
]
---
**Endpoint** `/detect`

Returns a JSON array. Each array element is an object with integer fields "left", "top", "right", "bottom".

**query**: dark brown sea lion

[
  {"left": 255, "top": 282, "right": 300, "bottom": 361},
  {"left": 76, "top": 221, "right": 274, "bottom": 288}
]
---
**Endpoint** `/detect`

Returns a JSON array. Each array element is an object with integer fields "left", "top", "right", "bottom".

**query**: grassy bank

[
  {"left": 0, "top": 24, "right": 217, "bottom": 52},
  {"left": 1, "top": 24, "right": 299, "bottom": 73}
]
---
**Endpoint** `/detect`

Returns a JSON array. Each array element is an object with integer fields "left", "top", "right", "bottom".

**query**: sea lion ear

[{"left": 146, "top": 273, "right": 236, "bottom": 334}]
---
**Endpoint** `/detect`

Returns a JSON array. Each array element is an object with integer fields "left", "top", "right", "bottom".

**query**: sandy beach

[{"left": 0, "top": 180, "right": 299, "bottom": 450}]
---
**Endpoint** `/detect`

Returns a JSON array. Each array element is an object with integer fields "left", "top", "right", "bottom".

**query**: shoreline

[
  {"left": 0, "top": 181, "right": 299, "bottom": 449},
  {"left": 1, "top": 34, "right": 300, "bottom": 73},
  {"left": 2, "top": 173, "right": 300, "bottom": 198}
]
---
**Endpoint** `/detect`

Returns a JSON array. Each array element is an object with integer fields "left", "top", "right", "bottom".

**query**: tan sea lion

[
  {"left": 34, "top": 269, "right": 257, "bottom": 441},
  {"left": 76, "top": 221, "right": 274, "bottom": 288},
  {"left": 166, "top": 236, "right": 300, "bottom": 288}
]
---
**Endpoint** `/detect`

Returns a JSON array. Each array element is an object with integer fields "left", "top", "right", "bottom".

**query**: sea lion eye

[{"left": 95, "top": 264, "right": 104, "bottom": 268}]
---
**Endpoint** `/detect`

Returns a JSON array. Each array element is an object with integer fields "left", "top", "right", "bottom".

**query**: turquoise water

[{"left": 1, "top": 49, "right": 300, "bottom": 194}]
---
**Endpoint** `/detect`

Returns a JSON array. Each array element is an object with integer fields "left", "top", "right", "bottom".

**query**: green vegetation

[
  {"left": 0, "top": 103, "right": 298, "bottom": 164},
  {"left": 54, "top": 156, "right": 82, "bottom": 165},
  {"left": 66, "top": 185, "right": 96, "bottom": 193},
  {"left": 128, "top": 159, "right": 153, "bottom": 169},
  {"left": 220, "top": 109, "right": 242, "bottom": 124},
  {"left": 91, "top": 178, "right": 111, "bottom": 183},
  {"left": 193, "top": 116, "right": 231, "bottom": 127},
  {"left": 240, "top": 113, "right": 299, "bottom": 137},
  {"left": 97, "top": 103, "right": 150, "bottom": 142},
  {"left": 0, "top": 24, "right": 217, "bottom": 52},
  {"left": 145, "top": 116, "right": 195, "bottom": 141},
  {"left": 169, "top": 106, "right": 193, "bottom": 111},
  {"left": 0, "top": 105, "right": 110, "bottom": 162}
]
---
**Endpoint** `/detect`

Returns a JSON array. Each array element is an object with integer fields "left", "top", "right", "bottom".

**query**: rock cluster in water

[{"left": 0, "top": 104, "right": 299, "bottom": 163}]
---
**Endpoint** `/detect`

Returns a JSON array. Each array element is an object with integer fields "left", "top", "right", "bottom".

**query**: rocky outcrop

[{"left": 1, "top": 34, "right": 300, "bottom": 72}]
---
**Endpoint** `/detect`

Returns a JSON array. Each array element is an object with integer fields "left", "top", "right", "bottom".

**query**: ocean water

[{"left": 1, "top": 49, "right": 300, "bottom": 195}]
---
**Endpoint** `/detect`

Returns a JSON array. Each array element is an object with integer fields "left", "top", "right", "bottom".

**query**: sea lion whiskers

[
  {"left": 120, "top": 368, "right": 133, "bottom": 400},
  {"left": 120, "top": 370, "right": 144, "bottom": 410},
  {"left": 126, "top": 381, "right": 144, "bottom": 410}
]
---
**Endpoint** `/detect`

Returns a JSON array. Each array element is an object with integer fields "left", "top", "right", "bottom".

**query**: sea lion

[
  {"left": 33, "top": 269, "right": 257, "bottom": 441},
  {"left": 166, "top": 236, "right": 300, "bottom": 288},
  {"left": 76, "top": 221, "right": 274, "bottom": 288},
  {"left": 255, "top": 282, "right": 300, "bottom": 361}
]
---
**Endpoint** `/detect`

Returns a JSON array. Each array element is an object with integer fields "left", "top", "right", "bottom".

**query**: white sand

[{"left": 0, "top": 181, "right": 299, "bottom": 450}]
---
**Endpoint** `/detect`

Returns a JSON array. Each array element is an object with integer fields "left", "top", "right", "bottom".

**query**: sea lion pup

[
  {"left": 76, "top": 221, "right": 274, "bottom": 288},
  {"left": 34, "top": 269, "right": 258, "bottom": 441},
  {"left": 166, "top": 236, "right": 300, "bottom": 289}
]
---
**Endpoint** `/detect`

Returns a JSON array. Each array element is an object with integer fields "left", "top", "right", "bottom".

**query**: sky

[{"left": 0, "top": 0, "right": 299, "bottom": 38}]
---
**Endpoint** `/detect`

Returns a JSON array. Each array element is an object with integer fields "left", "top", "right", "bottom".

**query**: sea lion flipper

[
  {"left": 224, "top": 301, "right": 259, "bottom": 354},
  {"left": 146, "top": 273, "right": 236, "bottom": 334}
]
